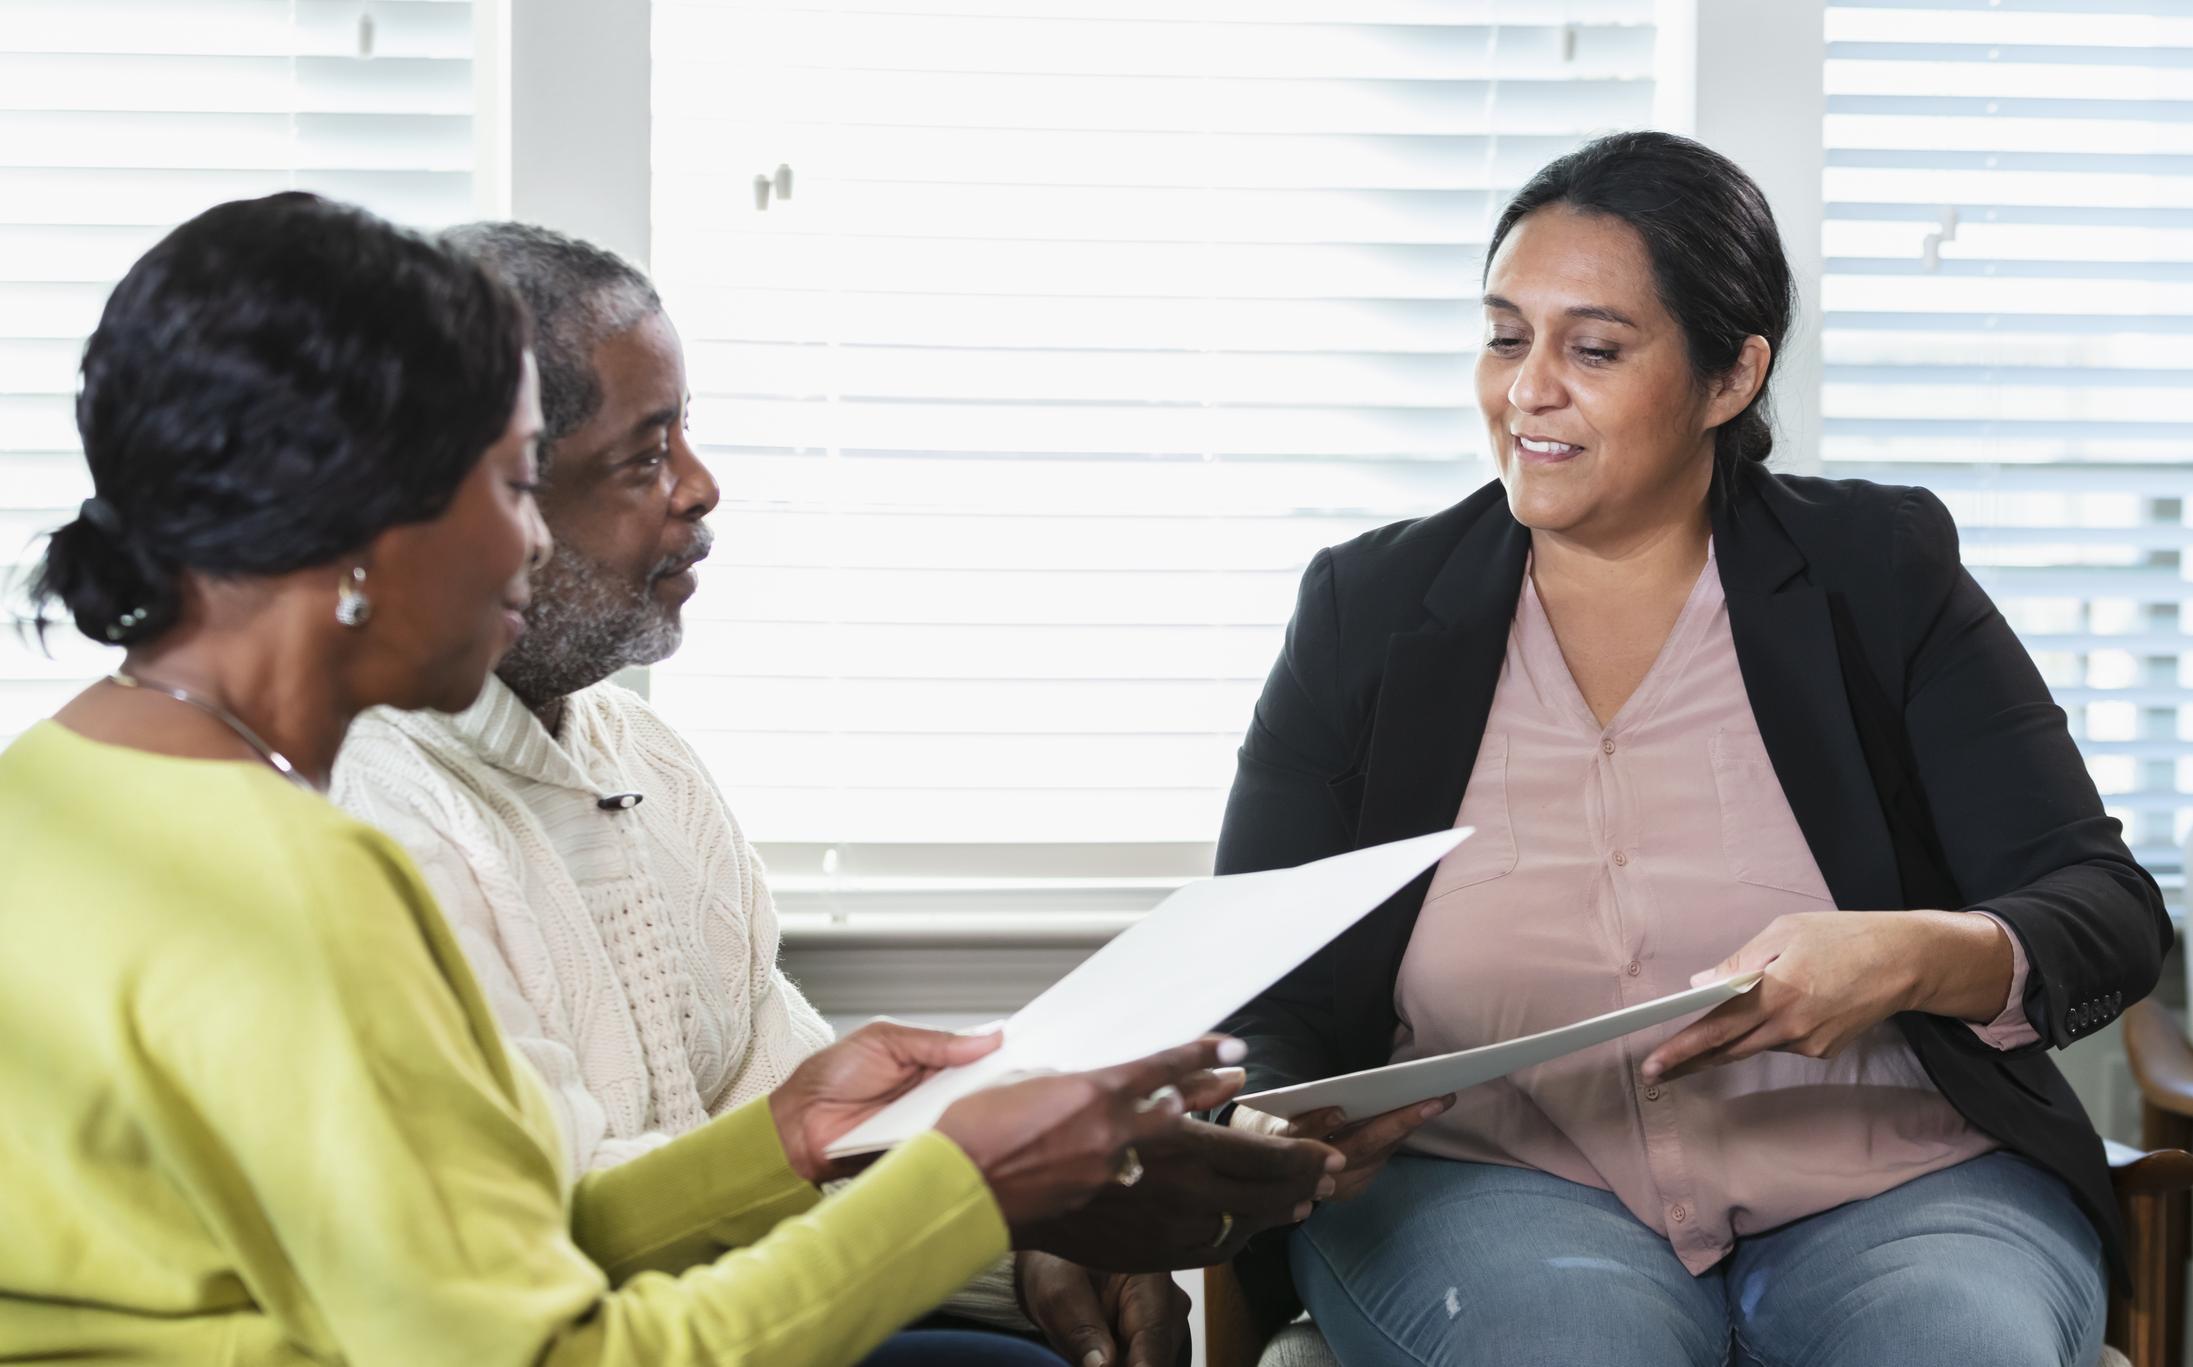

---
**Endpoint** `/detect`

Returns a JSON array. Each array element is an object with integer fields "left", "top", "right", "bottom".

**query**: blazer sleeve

[
  {"left": 1214, "top": 548, "right": 1361, "bottom": 1096},
  {"left": 1895, "top": 487, "right": 2172, "bottom": 1052}
]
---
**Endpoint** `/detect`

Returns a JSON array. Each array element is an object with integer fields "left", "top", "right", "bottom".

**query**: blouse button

[
  {"left": 1601, "top": 739, "right": 1616, "bottom": 755},
  {"left": 1645, "top": 1086, "right": 1662, "bottom": 1101},
  {"left": 1670, "top": 1205, "right": 1688, "bottom": 1224},
  {"left": 1626, "top": 960, "right": 1642, "bottom": 977},
  {"left": 1613, "top": 850, "right": 1630, "bottom": 867}
]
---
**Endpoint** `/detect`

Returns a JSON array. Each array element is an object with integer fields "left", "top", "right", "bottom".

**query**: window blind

[
  {"left": 649, "top": 0, "right": 1656, "bottom": 913},
  {"left": 1821, "top": 0, "right": 2193, "bottom": 905},
  {"left": 0, "top": 0, "right": 477, "bottom": 745}
]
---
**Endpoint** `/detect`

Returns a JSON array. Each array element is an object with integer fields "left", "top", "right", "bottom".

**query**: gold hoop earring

[{"left": 335, "top": 566, "right": 373, "bottom": 629}]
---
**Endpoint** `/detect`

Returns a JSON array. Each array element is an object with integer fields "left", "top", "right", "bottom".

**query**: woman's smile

[{"left": 1515, "top": 433, "right": 1587, "bottom": 463}]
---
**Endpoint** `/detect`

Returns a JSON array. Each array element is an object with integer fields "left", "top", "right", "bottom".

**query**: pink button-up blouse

[{"left": 1394, "top": 546, "right": 2036, "bottom": 1274}]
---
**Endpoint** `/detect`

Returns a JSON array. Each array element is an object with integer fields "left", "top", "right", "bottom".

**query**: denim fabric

[{"left": 1291, "top": 1152, "right": 2104, "bottom": 1367}]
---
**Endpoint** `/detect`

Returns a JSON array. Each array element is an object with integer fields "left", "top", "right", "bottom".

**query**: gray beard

[{"left": 496, "top": 541, "right": 684, "bottom": 710}]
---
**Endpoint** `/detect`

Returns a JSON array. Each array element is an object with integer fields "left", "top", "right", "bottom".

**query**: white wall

[
  {"left": 475, "top": 0, "right": 652, "bottom": 267},
  {"left": 1659, "top": 0, "right": 1826, "bottom": 474}
]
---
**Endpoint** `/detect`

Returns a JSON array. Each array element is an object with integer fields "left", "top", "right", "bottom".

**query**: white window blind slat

[
  {"left": 0, "top": 112, "right": 473, "bottom": 171},
  {"left": 670, "top": 621, "right": 1285, "bottom": 681},
  {"left": 0, "top": 2, "right": 478, "bottom": 750},
  {"left": 664, "top": 677, "right": 1264, "bottom": 737},
  {"left": 711, "top": 1, "right": 1646, "bottom": 18},
  {"left": 663, "top": 128, "right": 1586, "bottom": 191},
  {"left": 1824, "top": 1, "right": 2193, "bottom": 908},
  {"left": 661, "top": 239, "right": 1504, "bottom": 299},
  {"left": 715, "top": 451, "right": 1463, "bottom": 514},
  {"left": 661, "top": 74, "right": 1656, "bottom": 136},
  {"left": 3, "top": 0, "right": 472, "bottom": 55},
  {"left": 696, "top": 343, "right": 1476, "bottom": 406},
  {"left": 0, "top": 54, "right": 472, "bottom": 116},
  {"left": 715, "top": 511, "right": 1390, "bottom": 573},
  {"left": 1827, "top": 1, "right": 2193, "bottom": 43},
  {"left": 667, "top": 290, "right": 1486, "bottom": 351},
  {"left": 651, "top": 0, "right": 1655, "bottom": 889}
]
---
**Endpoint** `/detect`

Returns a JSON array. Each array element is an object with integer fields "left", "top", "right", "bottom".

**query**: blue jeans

[{"left": 1292, "top": 1152, "right": 2104, "bottom": 1367}]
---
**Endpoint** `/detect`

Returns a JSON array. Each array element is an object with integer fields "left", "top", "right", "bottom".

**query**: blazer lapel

[
  {"left": 1717, "top": 471, "right": 1904, "bottom": 910},
  {"left": 1337, "top": 505, "right": 1529, "bottom": 1064}
]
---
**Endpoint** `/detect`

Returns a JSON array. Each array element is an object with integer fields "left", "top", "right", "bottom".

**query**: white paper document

[
  {"left": 1235, "top": 970, "right": 1765, "bottom": 1122},
  {"left": 823, "top": 827, "right": 1473, "bottom": 1157}
]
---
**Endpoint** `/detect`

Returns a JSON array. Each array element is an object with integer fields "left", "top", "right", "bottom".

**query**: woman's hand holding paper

[
  {"left": 769, "top": 1022, "right": 1247, "bottom": 1241},
  {"left": 1641, "top": 910, "right": 2016, "bottom": 1082}
]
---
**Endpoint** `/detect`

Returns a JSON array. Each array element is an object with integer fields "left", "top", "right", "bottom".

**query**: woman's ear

[{"left": 1706, "top": 335, "right": 1773, "bottom": 430}]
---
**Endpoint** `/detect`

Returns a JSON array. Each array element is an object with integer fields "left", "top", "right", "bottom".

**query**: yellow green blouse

[{"left": 0, "top": 721, "right": 1008, "bottom": 1365}]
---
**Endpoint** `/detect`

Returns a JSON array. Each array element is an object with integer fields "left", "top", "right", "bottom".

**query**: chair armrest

[
  {"left": 2124, "top": 1000, "right": 2193, "bottom": 1123},
  {"left": 2106, "top": 1139, "right": 2193, "bottom": 1196},
  {"left": 1205, "top": 1262, "right": 1270, "bottom": 1367}
]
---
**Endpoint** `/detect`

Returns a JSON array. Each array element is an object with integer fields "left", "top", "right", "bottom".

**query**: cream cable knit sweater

[
  {"left": 332, "top": 676, "right": 834, "bottom": 1175},
  {"left": 332, "top": 678, "right": 1029, "bottom": 1329}
]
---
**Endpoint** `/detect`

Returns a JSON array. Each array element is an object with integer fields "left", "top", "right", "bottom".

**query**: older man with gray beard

[{"left": 332, "top": 223, "right": 1339, "bottom": 1367}]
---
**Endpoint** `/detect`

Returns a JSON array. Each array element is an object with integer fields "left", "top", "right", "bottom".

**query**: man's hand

[
  {"left": 768, "top": 1020, "right": 1004, "bottom": 1183},
  {"left": 1019, "top": 1109, "right": 1342, "bottom": 1270},
  {"left": 939, "top": 1037, "right": 1241, "bottom": 1234},
  {"left": 1017, "top": 1251, "right": 1190, "bottom": 1367},
  {"left": 1229, "top": 1093, "right": 1453, "bottom": 1204}
]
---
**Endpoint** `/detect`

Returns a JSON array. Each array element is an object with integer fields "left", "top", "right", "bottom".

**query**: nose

[
  {"left": 669, "top": 425, "right": 721, "bottom": 522},
  {"left": 524, "top": 496, "right": 553, "bottom": 572},
  {"left": 1508, "top": 339, "right": 1567, "bottom": 415}
]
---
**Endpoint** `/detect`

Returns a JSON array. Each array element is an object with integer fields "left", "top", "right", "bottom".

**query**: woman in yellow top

[{"left": 0, "top": 192, "right": 1228, "bottom": 1367}]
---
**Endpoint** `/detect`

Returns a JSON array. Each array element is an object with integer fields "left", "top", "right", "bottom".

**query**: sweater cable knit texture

[{"left": 333, "top": 676, "right": 834, "bottom": 1175}]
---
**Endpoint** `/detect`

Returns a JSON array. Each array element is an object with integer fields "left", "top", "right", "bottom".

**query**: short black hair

[
  {"left": 1487, "top": 130, "right": 1795, "bottom": 467},
  {"left": 439, "top": 221, "right": 659, "bottom": 468},
  {"left": 26, "top": 191, "right": 530, "bottom": 648}
]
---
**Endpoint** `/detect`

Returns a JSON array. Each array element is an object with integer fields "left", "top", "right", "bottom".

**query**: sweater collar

[{"left": 431, "top": 674, "right": 599, "bottom": 792}]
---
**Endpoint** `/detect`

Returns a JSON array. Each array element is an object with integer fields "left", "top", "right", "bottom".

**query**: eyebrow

[
  {"left": 626, "top": 404, "right": 681, "bottom": 442},
  {"left": 1481, "top": 294, "right": 1640, "bottom": 329}
]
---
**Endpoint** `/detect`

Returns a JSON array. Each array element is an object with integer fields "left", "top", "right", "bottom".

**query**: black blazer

[{"left": 1216, "top": 459, "right": 2170, "bottom": 1309}]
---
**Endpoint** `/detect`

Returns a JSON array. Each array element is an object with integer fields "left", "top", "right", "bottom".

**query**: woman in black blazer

[{"left": 1215, "top": 132, "right": 2168, "bottom": 1367}]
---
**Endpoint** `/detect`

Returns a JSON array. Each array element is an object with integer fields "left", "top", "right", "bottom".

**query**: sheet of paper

[
  {"left": 823, "top": 827, "right": 1473, "bottom": 1157},
  {"left": 1235, "top": 971, "right": 1765, "bottom": 1122}
]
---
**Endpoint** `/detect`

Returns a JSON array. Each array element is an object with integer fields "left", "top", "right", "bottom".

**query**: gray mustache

[{"left": 652, "top": 527, "right": 713, "bottom": 579}]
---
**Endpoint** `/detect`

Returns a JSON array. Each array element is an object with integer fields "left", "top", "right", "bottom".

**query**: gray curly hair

[{"left": 440, "top": 221, "right": 661, "bottom": 469}]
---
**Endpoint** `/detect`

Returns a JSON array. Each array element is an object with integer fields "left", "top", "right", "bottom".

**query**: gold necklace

[{"left": 107, "top": 672, "right": 313, "bottom": 789}]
